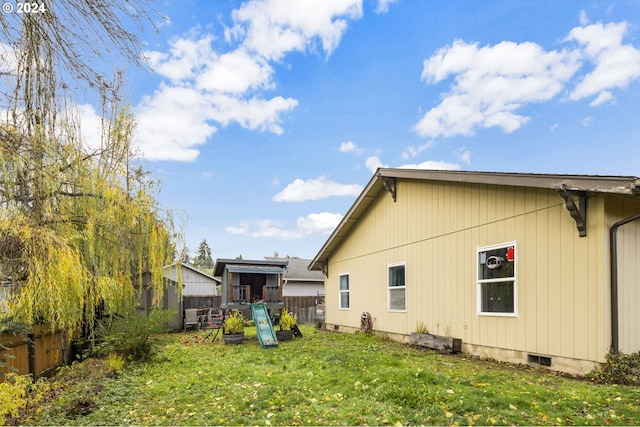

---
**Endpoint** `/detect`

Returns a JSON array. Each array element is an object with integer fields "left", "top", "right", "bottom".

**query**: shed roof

[
  {"left": 164, "top": 262, "right": 220, "bottom": 283},
  {"left": 213, "top": 258, "right": 288, "bottom": 277},
  {"left": 227, "top": 265, "right": 285, "bottom": 274},
  {"left": 309, "top": 168, "right": 640, "bottom": 271}
]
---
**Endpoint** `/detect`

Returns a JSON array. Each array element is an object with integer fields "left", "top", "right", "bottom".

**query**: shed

[
  {"left": 164, "top": 262, "right": 221, "bottom": 309},
  {"left": 214, "top": 258, "right": 288, "bottom": 315},
  {"left": 310, "top": 168, "right": 640, "bottom": 374}
]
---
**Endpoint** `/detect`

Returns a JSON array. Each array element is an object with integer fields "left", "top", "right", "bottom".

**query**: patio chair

[
  {"left": 184, "top": 308, "right": 200, "bottom": 331},
  {"left": 204, "top": 308, "right": 225, "bottom": 341}
]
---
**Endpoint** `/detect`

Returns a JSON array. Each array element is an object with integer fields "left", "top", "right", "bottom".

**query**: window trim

[
  {"left": 476, "top": 241, "right": 518, "bottom": 317},
  {"left": 387, "top": 261, "right": 407, "bottom": 312},
  {"left": 338, "top": 272, "right": 350, "bottom": 310}
]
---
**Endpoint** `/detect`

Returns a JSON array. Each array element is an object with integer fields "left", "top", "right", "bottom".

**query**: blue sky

[{"left": 81, "top": 0, "right": 640, "bottom": 261}]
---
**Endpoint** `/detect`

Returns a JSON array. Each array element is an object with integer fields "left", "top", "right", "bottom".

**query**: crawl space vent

[{"left": 528, "top": 354, "right": 552, "bottom": 367}]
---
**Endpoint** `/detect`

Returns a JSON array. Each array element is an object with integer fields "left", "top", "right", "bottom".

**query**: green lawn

[{"left": 25, "top": 326, "right": 640, "bottom": 425}]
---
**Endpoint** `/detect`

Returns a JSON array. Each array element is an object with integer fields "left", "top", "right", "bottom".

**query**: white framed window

[
  {"left": 477, "top": 242, "right": 517, "bottom": 316},
  {"left": 339, "top": 273, "right": 350, "bottom": 309},
  {"left": 388, "top": 262, "right": 406, "bottom": 311}
]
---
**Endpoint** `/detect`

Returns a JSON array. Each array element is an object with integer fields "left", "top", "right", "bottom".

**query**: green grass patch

[{"left": 13, "top": 326, "right": 640, "bottom": 425}]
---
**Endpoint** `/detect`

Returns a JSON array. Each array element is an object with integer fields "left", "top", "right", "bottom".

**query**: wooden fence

[
  {"left": 0, "top": 324, "right": 74, "bottom": 380},
  {"left": 282, "top": 296, "right": 323, "bottom": 324},
  {"left": 183, "top": 295, "right": 222, "bottom": 310}
]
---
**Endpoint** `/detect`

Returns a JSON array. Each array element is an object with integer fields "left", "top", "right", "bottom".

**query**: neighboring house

[
  {"left": 266, "top": 257, "right": 325, "bottom": 297},
  {"left": 310, "top": 168, "right": 640, "bottom": 374},
  {"left": 164, "top": 262, "right": 220, "bottom": 299},
  {"left": 214, "top": 258, "right": 288, "bottom": 316}
]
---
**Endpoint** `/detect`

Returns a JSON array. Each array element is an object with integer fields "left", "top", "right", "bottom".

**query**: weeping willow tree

[
  {"left": 0, "top": 1, "right": 179, "bottom": 333},
  {"left": 0, "top": 104, "right": 178, "bottom": 332}
]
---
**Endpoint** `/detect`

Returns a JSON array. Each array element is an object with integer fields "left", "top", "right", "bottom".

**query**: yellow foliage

[
  {"left": 0, "top": 107, "right": 179, "bottom": 334},
  {"left": 0, "top": 373, "right": 31, "bottom": 424},
  {"left": 0, "top": 216, "right": 88, "bottom": 330}
]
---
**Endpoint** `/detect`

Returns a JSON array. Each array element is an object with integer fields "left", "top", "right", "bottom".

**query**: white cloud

[
  {"left": 226, "top": 212, "right": 342, "bottom": 240},
  {"left": 134, "top": 1, "right": 364, "bottom": 161},
  {"left": 273, "top": 176, "right": 363, "bottom": 202},
  {"left": 375, "top": 0, "right": 398, "bottom": 14},
  {"left": 589, "top": 90, "right": 614, "bottom": 106},
  {"left": 567, "top": 22, "right": 640, "bottom": 104},
  {"left": 135, "top": 84, "right": 217, "bottom": 162},
  {"left": 579, "top": 10, "right": 590, "bottom": 26},
  {"left": 339, "top": 140, "right": 365, "bottom": 156},
  {"left": 456, "top": 148, "right": 471, "bottom": 165},
  {"left": 297, "top": 212, "right": 343, "bottom": 235},
  {"left": 415, "top": 19, "right": 640, "bottom": 141},
  {"left": 251, "top": 220, "right": 292, "bottom": 239},
  {"left": 195, "top": 49, "right": 274, "bottom": 94},
  {"left": 402, "top": 141, "right": 433, "bottom": 159},
  {"left": 399, "top": 160, "right": 461, "bottom": 171},
  {"left": 416, "top": 39, "right": 581, "bottom": 139},
  {"left": 76, "top": 103, "right": 103, "bottom": 152},
  {"left": 137, "top": 37, "right": 297, "bottom": 161},
  {"left": 365, "top": 155, "right": 387, "bottom": 173},
  {"left": 144, "top": 35, "right": 217, "bottom": 83},
  {"left": 226, "top": 225, "right": 248, "bottom": 235},
  {"left": 230, "top": 0, "right": 363, "bottom": 60},
  {"left": 339, "top": 140, "right": 358, "bottom": 153},
  {"left": 207, "top": 93, "right": 298, "bottom": 134}
]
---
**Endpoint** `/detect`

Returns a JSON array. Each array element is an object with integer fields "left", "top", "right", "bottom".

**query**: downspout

[{"left": 609, "top": 213, "right": 640, "bottom": 354}]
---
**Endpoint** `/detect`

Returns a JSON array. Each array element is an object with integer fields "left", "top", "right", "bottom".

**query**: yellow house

[{"left": 310, "top": 168, "right": 640, "bottom": 374}]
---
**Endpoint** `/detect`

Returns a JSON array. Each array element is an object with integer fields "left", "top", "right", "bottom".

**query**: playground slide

[{"left": 251, "top": 304, "right": 278, "bottom": 348}]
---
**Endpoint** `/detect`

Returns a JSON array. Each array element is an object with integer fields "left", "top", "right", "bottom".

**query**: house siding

[
  {"left": 184, "top": 268, "right": 218, "bottom": 296},
  {"left": 325, "top": 179, "right": 626, "bottom": 371},
  {"left": 283, "top": 281, "right": 324, "bottom": 297}
]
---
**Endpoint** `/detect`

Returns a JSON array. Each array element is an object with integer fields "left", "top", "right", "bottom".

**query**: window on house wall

[
  {"left": 388, "top": 263, "right": 406, "bottom": 311},
  {"left": 339, "top": 273, "right": 350, "bottom": 309},
  {"left": 477, "top": 242, "right": 517, "bottom": 316}
]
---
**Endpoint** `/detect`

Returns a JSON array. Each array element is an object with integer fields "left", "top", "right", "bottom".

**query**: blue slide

[{"left": 251, "top": 304, "right": 278, "bottom": 348}]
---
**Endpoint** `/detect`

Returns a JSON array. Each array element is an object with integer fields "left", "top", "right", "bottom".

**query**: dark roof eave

[
  {"left": 309, "top": 168, "right": 640, "bottom": 269},
  {"left": 378, "top": 168, "right": 640, "bottom": 195},
  {"left": 214, "top": 258, "right": 289, "bottom": 276}
]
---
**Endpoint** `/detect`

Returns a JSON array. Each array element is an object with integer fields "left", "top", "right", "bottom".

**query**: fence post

[{"left": 27, "top": 332, "right": 36, "bottom": 379}]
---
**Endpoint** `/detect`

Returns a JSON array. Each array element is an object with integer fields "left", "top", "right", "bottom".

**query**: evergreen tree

[{"left": 194, "top": 239, "right": 214, "bottom": 268}]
